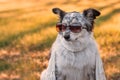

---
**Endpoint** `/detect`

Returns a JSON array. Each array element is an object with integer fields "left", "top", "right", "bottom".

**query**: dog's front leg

[
  {"left": 41, "top": 51, "right": 57, "bottom": 80},
  {"left": 41, "top": 69, "right": 56, "bottom": 80},
  {"left": 56, "top": 71, "right": 66, "bottom": 80},
  {"left": 95, "top": 52, "right": 106, "bottom": 80}
]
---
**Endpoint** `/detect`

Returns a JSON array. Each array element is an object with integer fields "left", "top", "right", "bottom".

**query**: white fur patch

[
  {"left": 41, "top": 32, "right": 106, "bottom": 80},
  {"left": 41, "top": 11, "right": 106, "bottom": 80}
]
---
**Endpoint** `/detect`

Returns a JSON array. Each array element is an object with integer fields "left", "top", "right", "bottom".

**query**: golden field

[{"left": 0, "top": 0, "right": 120, "bottom": 80}]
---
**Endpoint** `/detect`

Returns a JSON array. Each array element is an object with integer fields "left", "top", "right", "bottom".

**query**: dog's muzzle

[
  {"left": 63, "top": 29, "right": 71, "bottom": 41},
  {"left": 64, "top": 35, "right": 70, "bottom": 40}
]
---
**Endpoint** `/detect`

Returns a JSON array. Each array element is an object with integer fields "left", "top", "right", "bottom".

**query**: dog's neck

[{"left": 59, "top": 33, "right": 93, "bottom": 53}]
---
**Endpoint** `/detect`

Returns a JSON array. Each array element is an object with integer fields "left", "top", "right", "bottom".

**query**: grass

[
  {"left": 96, "top": 8, "right": 120, "bottom": 26},
  {"left": 29, "top": 34, "right": 57, "bottom": 51},
  {"left": 0, "top": 0, "right": 120, "bottom": 80},
  {"left": 98, "top": 1, "right": 120, "bottom": 10},
  {"left": 0, "top": 60, "right": 11, "bottom": 72},
  {"left": 0, "top": 20, "right": 56, "bottom": 48}
]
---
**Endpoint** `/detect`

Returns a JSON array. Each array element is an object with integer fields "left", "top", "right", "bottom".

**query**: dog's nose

[{"left": 64, "top": 35, "right": 70, "bottom": 40}]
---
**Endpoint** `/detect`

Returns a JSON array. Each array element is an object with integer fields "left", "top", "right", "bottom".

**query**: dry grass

[{"left": 0, "top": 0, "right": 120, "bottom": 80}]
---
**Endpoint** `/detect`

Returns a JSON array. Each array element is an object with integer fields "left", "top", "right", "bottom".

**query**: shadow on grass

[
  {"left": 29, "top": 34, "right": 57, "bottom": 51},
  {"left": 105, "top": 54, "right": 120, "bottom": 67},
  {"left": 0, "top": 59, "right": 11, "bottom": 72},
  {"left": 62, "top": 0, "right": 80, "bottom": 4},
  {"left": 109, "top": 72, "right": 120, "bottom": 80},
  {"left": 0, "top": 17, "right": 14, "bottom": 26},
  {"left": 0, "top": 6, "right": 42, "bottom": 14},
  {"left": 104, "top": 54, "right": 120, "bottom": 80},
  {"left": 0, "top": 9, "right": 21, "bottom": 14},
  {"left": 46, "top": 2, "right": 55, "bottom": 6},
  {"left": 97, "top": 1, "right": 120, "bottom": 10},
  {"left": 0, "top": 7, "right": 43, "bottom": 21},
  {"left": 96, "top": 8, "right": 120, "bottom": 26},
  {"left": 0, "top": 21, "right": 56, "bottom": 48}
]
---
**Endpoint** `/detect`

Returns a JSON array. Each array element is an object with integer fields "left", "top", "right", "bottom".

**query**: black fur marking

[
  {"left": 52, "top": 8, "right": 66, "bottom": 22},
  {"left": 48, "top": 50, "right": 51, "bottom": 60},
  {"left": 83, "top": 8, "right": 100, "bottom": 19},
  {"left": 83, "top": 8, "right": 100, "bottom": 31},
  {"left": 52, "top": 8, "right": 100, "bottom": 32}
]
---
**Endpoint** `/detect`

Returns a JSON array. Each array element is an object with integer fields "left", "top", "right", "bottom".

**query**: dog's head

[{"left": 52, "top": 8, "right": 100, "bottom": 41}]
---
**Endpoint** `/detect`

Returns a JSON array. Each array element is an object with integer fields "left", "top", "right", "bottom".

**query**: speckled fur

[{"left": 40, "top": 8, "right": 106, "bottom": 80}]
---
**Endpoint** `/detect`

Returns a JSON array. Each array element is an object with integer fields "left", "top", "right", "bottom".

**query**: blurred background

[{"left": 0, "top": 0, "right": 120, "bottom": 80}]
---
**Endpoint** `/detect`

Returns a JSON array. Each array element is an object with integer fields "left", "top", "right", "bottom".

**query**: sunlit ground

[{"left": 0, "top": 0, "right": 120, "bottom": 80}]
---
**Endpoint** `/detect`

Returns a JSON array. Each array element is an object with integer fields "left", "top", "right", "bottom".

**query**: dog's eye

[
  {"left": 56, "top": 23, "right": 62, "bottom": 32},
  {"left": 70, "top": 24, "right": 82, "bottom": 33},
  {"left": 56, "top": 23, "right": 67, "bottom": 32},
  {"left": 62, "top": 24, "right": 67, "bottom": 31}
]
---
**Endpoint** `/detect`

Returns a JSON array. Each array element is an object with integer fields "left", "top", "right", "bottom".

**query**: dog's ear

[
  {"left": 52, "top": 8, "right": 66, "bottom": 22},
  {"left": 83, "top": 8, "right": 100, "bottom": 31},
  {"left": 83, "top": 8, "right": 100, "bottom": 20}
]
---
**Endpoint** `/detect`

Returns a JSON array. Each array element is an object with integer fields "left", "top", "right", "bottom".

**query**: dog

[{"left": 41, "top": 8, "right": 106, "bottom": 80}]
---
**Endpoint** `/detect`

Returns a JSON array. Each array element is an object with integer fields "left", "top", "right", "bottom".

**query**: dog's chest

[{"left": 56, "top": 47, "right": 96, "bottom": 75}]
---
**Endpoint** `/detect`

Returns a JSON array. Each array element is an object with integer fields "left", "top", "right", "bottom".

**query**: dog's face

[{"left": 52, "top": 8, "right": 100, "bottom": 41}]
